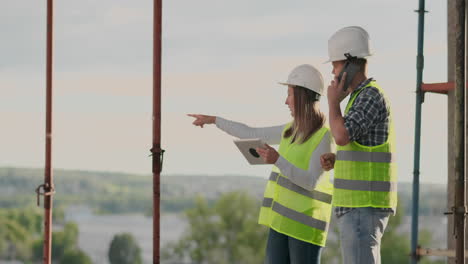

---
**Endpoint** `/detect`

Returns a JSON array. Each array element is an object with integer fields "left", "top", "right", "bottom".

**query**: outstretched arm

[{"left": 188, "top": 114, "right": 286, "bottom": 145}]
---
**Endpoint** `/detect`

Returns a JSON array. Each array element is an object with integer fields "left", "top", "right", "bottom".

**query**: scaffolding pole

[
  {"left": 411, "top": 0, "right": 427, "bottom": 263},
  {"left": 41, "top": 0, "right": 55, "bottom": 263},
  {"left": 453, "top": 0, "right": 466, "bottom": 263},
  {"left": 152, "top": 0, "right": 163, "bottom": 263}
]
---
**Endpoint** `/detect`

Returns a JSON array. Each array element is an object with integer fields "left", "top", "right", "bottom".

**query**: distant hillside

[
  {"left": 0, "top": 167, "right": 266, "bottom": 214},
  {"left": 0, "top": 167, "right": 447, "bottom": 216}
]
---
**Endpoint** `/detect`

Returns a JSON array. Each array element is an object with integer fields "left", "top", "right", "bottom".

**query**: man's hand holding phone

[{"left": 328, "top": 72, "right": 352, "bottom": 105}]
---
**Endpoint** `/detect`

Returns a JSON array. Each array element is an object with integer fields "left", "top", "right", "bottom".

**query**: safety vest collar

[
  {"left": 349, "top": 78, "right": 373, "bottom": 97},
  {"left": 345, "top": 79, "right": 377, "bottom": 114}
]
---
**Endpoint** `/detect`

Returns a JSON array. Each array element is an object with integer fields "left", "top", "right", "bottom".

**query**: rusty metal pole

[
  {"left": 43, "top": 0, "right": 54, "bottom": 263},
  {"left": 152, "top": 0, "right": 163, "bottom": 263},
  {"left": 454, "top": 0, "right": 466, "bottom": 263}
]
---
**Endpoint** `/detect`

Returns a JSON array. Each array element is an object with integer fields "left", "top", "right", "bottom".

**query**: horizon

[{"left": 0, "top": 165, "right": 445, "bottom": 185}]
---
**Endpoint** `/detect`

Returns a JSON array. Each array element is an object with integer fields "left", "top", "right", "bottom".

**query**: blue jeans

[
  {"left": 337, "top": 207, "right": 391, "bottom": 264},
  {"left": 265, "top": 228, "right": 322, "bottom": 264}
]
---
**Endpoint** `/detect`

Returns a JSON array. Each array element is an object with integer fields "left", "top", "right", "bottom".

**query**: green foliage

[
  {"left": 381, "top": 208, "right": 411, "bottom": 263},
  {"left": 53, "top": 206, "right": 66, "bottom": 225},
  {"left": 162, "top": 191, "right": 268, "bottom": 264},
  {"left": 0, "top": 217, "right": 32, "bottom": 260},
  {"left": 381, "top": 205, "right": 444, "bottom": 264},
  {"left": 108, "top": 233, "right": 142, "bottom": 264},
  {"left": 418, "top": 229, "right": 445, "bottom": 264},
  {"left": 32, "top": 221, "right": 82, "bottom": 262},
  {"left": 0, "top": 208, "right": 43, "bottom": 261},
  {"left": 0, "top": 207, "right": 92, "bottom": 263},
  {"left": 0, "top": 168, "right": 451, "bottom": 264},
  {"left": 31, "top": 239, "right": 44, "bottom": 262},
  {"left": 0, "top": 207, "right": 42, "bottom": 235},
  {"left": 60, "top": 249, "right": 93, "bottom": 264},
  {"left": 53, "top": 222, "right": 79, "bottom": 260},
  {"left": 162, "top": 192, "right": 446, "bottom": 264}
]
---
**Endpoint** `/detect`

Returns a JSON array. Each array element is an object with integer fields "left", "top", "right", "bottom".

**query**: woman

[{"left": 188, "top": 64, "right": 333, "bottom": 264}]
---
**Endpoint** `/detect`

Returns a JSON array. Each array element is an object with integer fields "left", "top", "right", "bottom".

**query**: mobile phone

[{"left": 337, "top": 60, "right": 360, "bottom": 91}]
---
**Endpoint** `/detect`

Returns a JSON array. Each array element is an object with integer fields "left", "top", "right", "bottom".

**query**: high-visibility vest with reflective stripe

[
  {"left": 258, "top": 125, "right": 333, "bottom": 247},
  {"left": 258, "top": 165, "right": 280, "bottom": 226},
  {"left": 333, "top": 80, "right": 397, "bottom": 208}
]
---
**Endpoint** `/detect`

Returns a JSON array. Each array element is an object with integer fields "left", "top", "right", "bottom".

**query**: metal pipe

[
  {"left": 152, "top": 0, "right": 162, "bottom": 263},
  {"left": 43, "top": 0, "right": 54, "bottom": 263},
  {"left": 454, "top": 0, "right": 466, "bottom": 262},
  {"left": 411, "top": 0, "right": 426, "bottom": 263},
  {"left": 417, "top": 248, "right": 468, "bottom": 257}
]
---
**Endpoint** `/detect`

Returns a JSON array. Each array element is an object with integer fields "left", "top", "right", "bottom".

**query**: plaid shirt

[{"left": 335, "top": 78, "right": 395, "bottom": 217}]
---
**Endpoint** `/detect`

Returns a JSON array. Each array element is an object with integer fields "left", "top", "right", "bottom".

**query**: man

[{"left": 321, "top": 26, "right": 397, "bottom": 264}]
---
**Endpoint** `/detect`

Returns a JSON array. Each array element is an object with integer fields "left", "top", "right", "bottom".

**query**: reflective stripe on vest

[
  {"left": 334, "top": 178, "right": 397, "bottom": 192},
  {"left": 336, "top": 150, "right": 393, "bottom": 163},
  {"left": 269, "top": 172, "right": 279, "bottom": 181},
  {"left": 261, "top": 197, "right": 328, "bottom": 231},
  {"left": 258, "top": 168, "right": 280, "bottom": 226},
  {"left": 263, "top": 197, "right": 273, "bottom": 207},
  {"left": 272, "top": 202, "right": 328, "bottom": 231},
  {"left": 271, "top": 172, "right": 332, "bottom": 204}
]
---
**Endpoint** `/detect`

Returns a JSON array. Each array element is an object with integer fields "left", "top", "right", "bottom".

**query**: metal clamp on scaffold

[
  {"left": 149, "top": 146, "right": 165, "bottom": 173},
  {"left": 35, "top": 183, "right": 56, "bottom": 207},
  {"left": 410, "top": 245, "right": 422, "bottom": 261},
  {"left": 414, "top": 9, "right": 429, "bottom": 14},
  {"left": 444, "top": 206, "right": 468, "bottom": 235},
  {"left": 444, "top": 206, "right": 468, "bottom": 215}
]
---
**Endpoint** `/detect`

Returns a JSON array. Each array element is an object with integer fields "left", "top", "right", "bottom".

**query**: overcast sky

[{"left": 1, "top": 0, "right": 449, "bottom": 184}]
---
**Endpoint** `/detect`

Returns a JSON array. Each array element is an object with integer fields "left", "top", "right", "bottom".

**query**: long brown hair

[{"left": 284, "top": 86, "right": 325, "bottom": 144}]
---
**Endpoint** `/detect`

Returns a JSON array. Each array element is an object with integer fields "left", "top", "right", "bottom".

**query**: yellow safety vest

[
  {"left": 333, "top": 80, "right": 397, "bottom": 208},
  {"left": 258, "top": 125, "right": 333, "bottom": 247}
]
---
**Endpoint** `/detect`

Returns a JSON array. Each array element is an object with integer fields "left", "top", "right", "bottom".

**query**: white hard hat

[
  {"left": 325, "top": 26, "right": 372, "bottom": 63},
  {"left": 279, "top": 64, "right": 324, "bottom": 95}
]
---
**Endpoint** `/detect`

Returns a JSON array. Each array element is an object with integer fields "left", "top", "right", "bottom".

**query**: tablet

[{"left": 233, "top": 138, "right": 268, "bottom": 165}]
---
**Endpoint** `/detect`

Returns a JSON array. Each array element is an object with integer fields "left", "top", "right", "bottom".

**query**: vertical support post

[
  {"left": 448, "top": 0, "right": 457, "bottom": 262},
  {"left": 152, "top": 0, "right": 162, "bottom": 263},
  {"left": 43, "top": 0, "right": 54, "bottom": 263},
  {"left": 411, "top": 0, "right": 426, "bottom": 263},
  {"left": 454, "top": 0, "right": 466, "bottom": 263}
]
